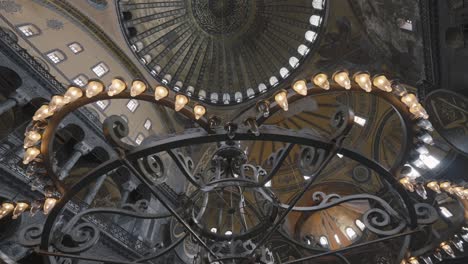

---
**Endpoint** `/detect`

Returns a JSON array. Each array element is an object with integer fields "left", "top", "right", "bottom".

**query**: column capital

[
  {"left": 10, "top": 89, "right": 31, "bottom": 107},
  {"left": 73, "top": 142, "right": 93, "bottom": 155},
  {"left": 121, "top": 181, "right": 137, "bottom": 192}
]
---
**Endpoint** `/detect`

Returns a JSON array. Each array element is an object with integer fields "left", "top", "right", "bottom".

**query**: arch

[{"left": 0, "top": 66, "right": 22, "bottom": 97}]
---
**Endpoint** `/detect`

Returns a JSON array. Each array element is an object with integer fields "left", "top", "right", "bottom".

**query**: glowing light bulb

[
  {"left": 463, "top": 189, "right": 468, "bottom": 199},
  {"left": 86, "top": 81, "right": 104, "bottom": 98},
  {"left": 174, "top": 94, "right": 188, "bottom": 112},
  {"left": 23, "top": 131, "right": 41, "bottom": 148},
  {"left": 373, "top": 75, "right": 392, "bottom": 92},
  {"left": 33, "top": 105, "right": 53, "bottom": 121},
  {"left": 292, "top": 79, "right": 308, "bottom": 96},
  {"left": 193, "top": 104, "right": 206, "bottom": 120},
  {"left": 131, "top": 80, "right": 146, "bottom": 97},
  {"left": 63, "top": 86, "right": 83, "bottom": 103},
  {"left": 0, "top": 202, "right": 14, "bottom": 219},
  {"left": 43, "top": 197, "right": 57, "bottom": 215},
  {"left": 313, "top": 73, "right": 330, "bottom": 90},
  {"left": 439, "top": 181, "right": 451, "bottom": 191},
  {"left": 333, "top": 71, "right": 351, "bottom": 89},
  {"left": 453, "top": 186, "right": 465, "bottom": 197},
  {"left": 107, "top": 78, "right": 126, "bottom": 96},
  {"left": 427, "top": 181, "right": 441, "bottom": 193},
  {"left": 440, "top": 242, "right": 455, "bottom": 258},
  {"left": 275, "top": 90, "right": 288, "bottom": 111},
  {"left": 154, "top": 86, "right": 169, "bottom": 101},
  {"left": 12, "top": 202, "right": 29, "bottom": 219},
  {"left": 354, "top": 72, "right": 372, "bottom": 92},
  {"left": 408, "top": 257, "right": 420, "bottom": 264},
  {"left": 410, "top": 103, "right": 429, "bottom": 119},
  {"left": 399, "top": 177, "right": 414, "bottom": 192},
  {"left": 401, "top": 93, "right": 418, "bottom": 107},
  {"left": 23, "top": 147, "right": 40, "bottom": 165},
  {"left": 49, "top": 95, "right": 66, "bottom": 112}
]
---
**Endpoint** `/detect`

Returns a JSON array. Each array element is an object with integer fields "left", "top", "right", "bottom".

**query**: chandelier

[{"left": 1, "top": 69, "right": 467, "bottom": 264}]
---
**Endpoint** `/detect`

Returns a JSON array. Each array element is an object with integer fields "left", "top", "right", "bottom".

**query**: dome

[{"left": 118, "top": 0, "right": 328, "bottom": 105}]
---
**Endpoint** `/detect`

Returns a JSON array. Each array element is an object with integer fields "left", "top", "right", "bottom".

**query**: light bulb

[
  {"left": 0, "top": 202, "right": 14, "bottom": 219},
  {"left": 275, "top": 90, "right": 288, "bottom": 111},
  {"left": 463, "top": 189, "right": 468, "bottom": 199},
  {"left": 12, "top": 202, "right": 29, "bottom": 219},
  {"left": 107, "top": 78, "right": 126, "bottom": 96},
  {"left": 23, "top": 147, "right": 40, "bottom": 165},
  {"left": 131, "top": 80, "right": 146, "bottom": 96},
  {"left": 439, "top": 181, "right": 451, "bottom": 191},
  {"left": 354, "top": 72, "right": 372, "bottom": 92},
  {"left": 24, "top": 131, "right": 41, "bottom": 148},
  {"left": 154, "top": 86, "right": 168, "bottom": 101},
  {"left": 43, "top": 197, "right": 57, "bottom": 215},
  {"left": 33, "top": 105, "right": 53, "bottom": 121},
  {"left": 292, "top": 79, "right": 308, "bottom": 96},
  {"left": 193, "top": 104, "right": 206, "bottom": 120},
  {"left": 408, "top": 257, "right": 420, "bottom": 264},
  {"left": 410, "top": 103, "right": 429, "bottom": 119},
  {"left": 63, "top": 86, "right": 83, "bottom": 103},
  {"left": 174, "top": 94, "right": 188, "bottom": 112},
  {"left": 333, "top": 71, "right": 351, "bottom": 89},
  {"left": 440, "top": 242, "right": 455, "bottom": 258},
  {"left": 453, "top": 186, "right": 465, "bottom": 197},
  {"left": 399, "top": 177, "right": 414, "bottom": 192},
  {"left": 313, "top": 73, "right": 330, "bottom": 90},
  {"left": 427, "top": 181, "right": 441, "bottom": 193},
  {"left": 373, "top": 75, "right": 392, "bottom": 92},
  {"left": 49, "top": 95, "right": 66, "bottom": 112},
  {"left": 401, "top": 93, "right": 418, "bottom": 107},
  {"left": 86, "top": 81, "right": 104, "bottom": 98}
]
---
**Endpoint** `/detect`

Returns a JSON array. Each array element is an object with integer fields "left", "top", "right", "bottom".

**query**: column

[{"left": 58, "top": 142, "right": 92, "bottom": 180}]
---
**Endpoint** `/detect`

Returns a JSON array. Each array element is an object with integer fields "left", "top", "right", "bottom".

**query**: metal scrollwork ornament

[{"left": 54, "top": 223, "right": 100, "bottom": 253}]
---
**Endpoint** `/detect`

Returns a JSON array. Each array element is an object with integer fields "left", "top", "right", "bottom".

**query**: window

[
  {"left": 397, "top": 18, "right": 413, "bottom": 31},
  {"left": 17, "top": 24, "right": 40, "bottom": 37},
  {"left": 440, "top": 207, "right": 453, "bottom": 218},
  {"left": 345, "top": 227, "right": 358, "bottom": 240},
  {"left": 354, "top": 115, "right": 367, "bottom": 127},
  {"left": 126, "top": 99, "right": 139, "bottom": 112},
  {"left": 46, "top": 50, "right": 66, "bottom": 64},
  {"left": 135, "top": 133, "right": 145, "bottom": 145},
  {"left": 68, "top": 42, "right": 83, "bottom": 54},
  {"left": 92, "top": 62, "right": 109, "bottom": 77},
  {"left": 96, "top": 100, "right": 109, "bottom": 110},
  {"left": 419, "top": 154, "right": 440, "bottom": 169},
  {"left": 144, "top": 119, "right": 152, "bottom": 130},
  {"left": 72, "top": 75, "right": 88, "bottom": 87},
  {"left": 210, "top": 228, "right": 217, "bottom": 233},
  {"left": 319, "top": 236, "right": 329, "bottom": 248},
  {"left": 355, "top": 219, "right": 366, "bottom": 231},
  {"left": 334, "top": 234, "right": 341, "bottom": 245}
]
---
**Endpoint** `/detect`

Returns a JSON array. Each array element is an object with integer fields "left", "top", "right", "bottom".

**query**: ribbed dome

[{"left": 118, "top": 0, "right": 328, "bottom": 105}]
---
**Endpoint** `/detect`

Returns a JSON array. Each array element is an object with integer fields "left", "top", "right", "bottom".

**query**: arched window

[
  {"left": 17, "top": 24, "right": 40, "bottom": 37},
  {"left": 319, "top": 236, "right": 329, "bottom": 248},
  {"left": 92, "top": 62, "right": 109, "bottom": 77},
  {"left": 355, "top": 219, "right": 366, "bottom": 231},
  {"left": 72, "top": 74, "right": 88, "bottom": 87},
  {"left": 144, "top": 119, "right": 152, "bottom": 130},
  {"left": 46, "top": 50, "right": 66, "bottom": 64},
  {"left": 95, "top": 100, "right": 109, "bottom": 111},
  {"left": 135, "top": 133, "right": 145, "bottom": 145},
  {"left": 345, "top": 227, "right": 358, "bottom": 240},
  {"left": 126, "top": 99, "right": 139, "bottom": 112},
  {"left": 68, "top": 42, "right": 83, "bottom": 54}
]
